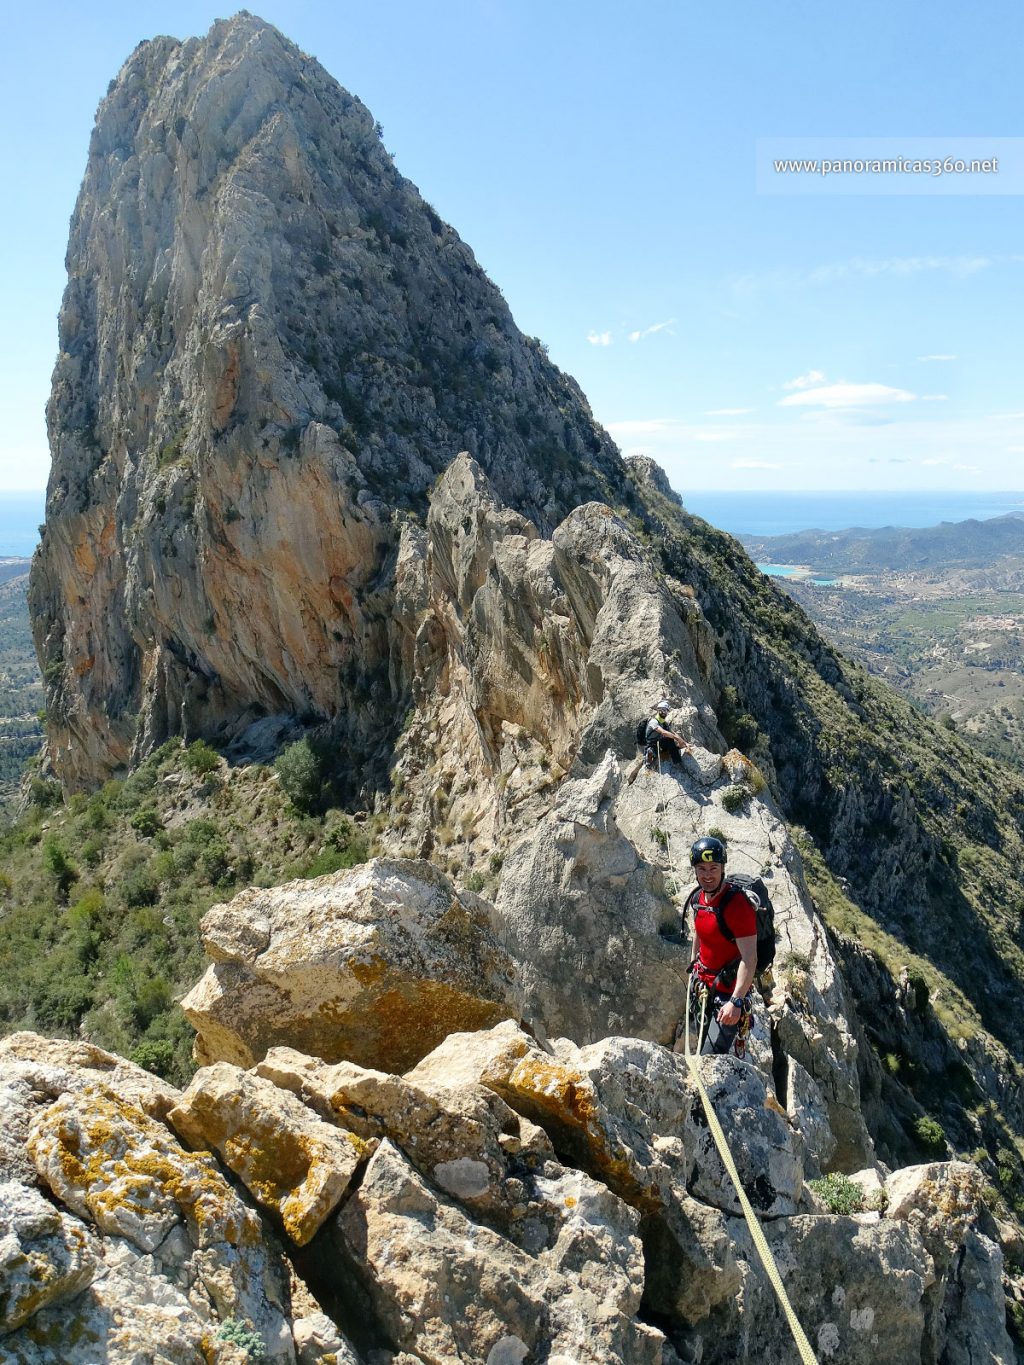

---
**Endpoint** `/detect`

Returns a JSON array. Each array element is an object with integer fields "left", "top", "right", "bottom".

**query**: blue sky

[{"left": 1, "top": 0, "right": 1022, "bottom": 495}]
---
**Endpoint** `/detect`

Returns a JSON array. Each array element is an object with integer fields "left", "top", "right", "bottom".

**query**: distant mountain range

[{"left": 739, "top": 510, "right": 1024, "bottom": 573}]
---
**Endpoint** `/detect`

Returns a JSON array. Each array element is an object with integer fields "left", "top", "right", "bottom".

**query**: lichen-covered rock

[
  {"left": 0, "top": 1181, "right": 96, "bottom": 1335},
  {"left": 256, "top": 1046, "right": 556, "bottom": 1242},
  {"left": 335, "top": 1139, "right": 663, "bottom": 1364},
  {"left": 167, "top": 1062, "right": 373, "bottom": 1246},
  {"left": 13, "top": 1086, "right": 294, "bottom": 1362},
  {"left": 0, "top": 1033, "right": 180, "bottom": 1183},
  {"left": 687, "top": 1056, "right": 804, "bottom": 1218},
  {"left": 695, "top": 1213, "right": 934, "bottom": 1365},
  {"left": 28, "top": 1085, "right": 260, "bottom": 1253},
  {"left": 180, "top": 857, "right": 519, "bottom": 1071}
]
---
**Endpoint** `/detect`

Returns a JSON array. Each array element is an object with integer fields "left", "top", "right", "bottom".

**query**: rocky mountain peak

[{"left": 31, "top": 12, "right": 624, "bottom": 789}]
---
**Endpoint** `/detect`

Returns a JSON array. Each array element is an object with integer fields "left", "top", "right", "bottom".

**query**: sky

[{"left": 1, "top": 0, "right": 1022, "bottom": 496}]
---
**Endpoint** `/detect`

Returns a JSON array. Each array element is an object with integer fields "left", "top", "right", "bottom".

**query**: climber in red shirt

[{"left": 683, "top": 835, "right": 757, "bottom": 1056}]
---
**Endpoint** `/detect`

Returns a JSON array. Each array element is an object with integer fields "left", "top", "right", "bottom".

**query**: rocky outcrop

[
  {"left": 180, "top": 857, "right": 519, "bottom": 1071},
  {"left": 2, "top": 1026, "right": 1011, "bottom": 1364},
  {"left": 24, "top": 10, "right": 1024, "bottom": 1358},
  {"left": 32, "top": 13, "right": 626, "bottom": 790}
]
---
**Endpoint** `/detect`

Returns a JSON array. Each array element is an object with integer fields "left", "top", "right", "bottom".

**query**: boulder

[
  {"left": 28, "top": 1086, "right": 261, "bottom": 1254},
  {"left": 492, "top": 753, "right": 691, "bottom": 1046},
  {"left": 180, "top": 858, "right": 519, "bottom": 1071},
  {"left": 13, "top": 1085, "right": 293, "bottom": 1362},
  {"left": 334, "top": 1139, "right": 663, "bottom": 1364},
  {"left": 0, "top": 1181, "right": 96, "bottom": 1335},
  {"left": 168, "top": 1062, "right": 373, "bottom": 1245}
]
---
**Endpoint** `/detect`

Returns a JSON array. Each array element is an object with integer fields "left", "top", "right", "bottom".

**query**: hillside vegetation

[
  {"left": 0, "top": 739, "right": 370, "bottom": 1084},
  {"left": 0, "top": 562, "right": 43, "bottom": 814}
]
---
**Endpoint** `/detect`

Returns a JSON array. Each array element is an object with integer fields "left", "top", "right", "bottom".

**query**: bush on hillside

[
  {"left": 183, "top": 739, "right": 220, "bottom": 776},
  {"left": 275, "top": 737, "right": 326, "bottom": 813}
]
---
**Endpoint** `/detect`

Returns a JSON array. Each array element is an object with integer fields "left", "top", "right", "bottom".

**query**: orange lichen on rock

[
  {"left": 27, "top": 1085, "right": 261, "bottom": 1252},
  {"left": 168, "top": 1063, "right": 374, "bottom": 1246},
  {"left": 490, "top": 1055, "right": 661, "bottom": 1212}
]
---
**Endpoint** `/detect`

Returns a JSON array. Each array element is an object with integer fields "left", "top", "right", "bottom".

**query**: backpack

[
  {"left": 686, "top": 874, "right": 777, "bottom": 975},
  {"left": 635, "top": 718, "right": 651, "bottom": 749}
]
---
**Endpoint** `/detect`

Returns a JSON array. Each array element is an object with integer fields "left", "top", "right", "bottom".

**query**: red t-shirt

[{"left": 692, "top": 883, "right": 757, "bottom": 988}]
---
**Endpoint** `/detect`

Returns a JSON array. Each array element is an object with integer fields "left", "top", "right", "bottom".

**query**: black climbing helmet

[{"left": 690, "top": 835, "right": 727, "bottom": 866}]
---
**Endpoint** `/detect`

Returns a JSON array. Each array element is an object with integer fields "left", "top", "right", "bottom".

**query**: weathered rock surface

[
  {"left": 22, "top": 8, "right": 1023, "bottom": 1360},
  {"left": 335, "top": 1139, "right": 662, "bottom": 1365},
  {"left": 168, "top": 1061, "right": 372, "bottom": 1245},
  {"left": 0, "top": 1181, "right": 96, "bottom": 1335},
  {"left": 1, "top": 1018, "right": 1011, "bottom": 1364},
  {"left": 181, "top": 856, "right": 519, "bottom": 1071},
  {"left": 1, "top": 1046, "right": 295, "bottom": 1363},
  {"left": 32, "top": 13, "right": 626, "bottom": 790}
]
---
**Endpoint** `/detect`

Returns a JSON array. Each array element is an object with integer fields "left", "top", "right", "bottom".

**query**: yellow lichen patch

[
  {"left": 504, "top": 1057, "right": 598, "bottom": 1134},
  {"left": 172, "top": 1071, "right": 375, "bottom": 1246},
  {"left": 312, "top": 979, "right": 509, "bottom": 1073},
  {"left": 499, "top": 1057, "right": 661, "bottom": 1212},
  {"left": 27, "top": 1086, "right": 259, "bottom": 1252}
]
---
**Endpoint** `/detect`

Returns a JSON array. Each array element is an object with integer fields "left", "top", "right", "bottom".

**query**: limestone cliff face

[{"left": 31, "top": 13, "right": 623, "bottom": 789}]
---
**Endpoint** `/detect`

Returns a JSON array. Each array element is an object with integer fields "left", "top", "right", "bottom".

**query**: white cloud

[
  {"left": 628, "top": 318, "right": 676, "bottom": 343},
  {"left": 586, "top": 330, "right": 612, "bottom": 346},
  {"left": 918, "top": 354, "right": 957, "bottom": 362},
  {"left": 779, "top": 382, "right": 916, "bottom": 410},
  {"left": 705, "top": 407, "right": 753, "bottom": 416},
  {"left": 782, "top": 370, "right": 826, "bottom": 391},
  {"left": 921, "top": 394, "right": 949, "bottom": 401}
]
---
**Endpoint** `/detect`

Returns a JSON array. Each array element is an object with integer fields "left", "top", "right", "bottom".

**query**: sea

[
  {"left": 680, "top": 490, "right": 1024, "bottom": 540},
  {"left": 3, "top": 488, "right": 1024, "bottom": 555}
]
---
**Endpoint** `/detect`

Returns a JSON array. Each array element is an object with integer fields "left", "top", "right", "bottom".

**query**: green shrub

[
  {"left": 42, "top": 837, "right": 78, "bottom": 902},
  {"left": 197, "top": 839, "right": 232, "bottom": 885},
  {"left": 275, "top": 738, "right": 325, "bottom": 813},
  {"left": 808, "top": 1173, "right": 864, "bottom": 1215},
  {"left": 68, "top": 888, "right": 105, "bottom": 927},
  {"left": 183, "top": 739, "right": 220, "bottom": 776},
  {"left": 129, "top": 1039, "right": 176, "bottom": 1079},
  {"left": 721, "top": 785, "right": 749, "bottom": 814},
  {"left": 130, "top": 808, "right": 163, "bottom": 837},
  {"left": 29, "top": 778, "right": 62, "bottom": 810},
  {"left": 118, "top": 861, "right": 159, "bottom": 909},
  {"left": 84, "top": 795, "right": 111, "bottom": 831},
  {"left": 464, "top": 871, "right": 485, "bottom": 892},
  {"left": 911, "top": 1114, "right": 946, "bottom": 1157},
  {"left": 32, "top": 971, "right": 93, "bottom": 1031}
]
